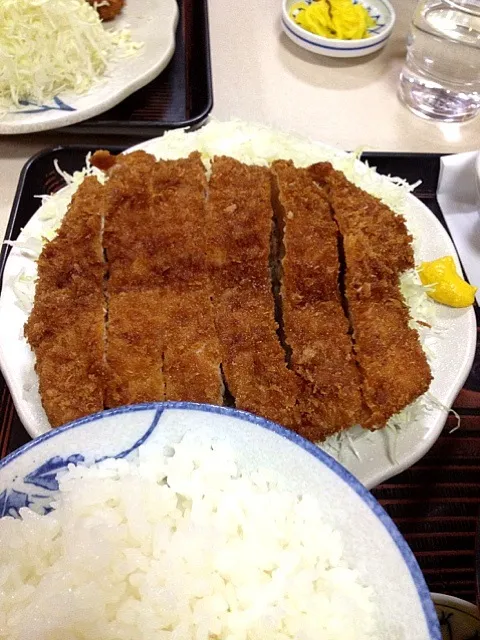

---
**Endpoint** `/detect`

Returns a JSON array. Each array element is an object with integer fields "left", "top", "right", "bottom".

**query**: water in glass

[{"left": 398, "top": 0, "right": 480, "bottom": 122}]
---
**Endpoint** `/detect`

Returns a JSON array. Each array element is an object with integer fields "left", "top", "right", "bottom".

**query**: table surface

[{"left": 0, "top": 0, "right": 479, "bottom": 243}]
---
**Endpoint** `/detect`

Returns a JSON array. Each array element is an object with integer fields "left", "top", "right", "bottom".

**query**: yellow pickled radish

[
  {"left": 418, "top": 256, "right": 477, "bottom": 308},
  {"left": 289, "top": 0, "right": 376, "bottom": 40}
]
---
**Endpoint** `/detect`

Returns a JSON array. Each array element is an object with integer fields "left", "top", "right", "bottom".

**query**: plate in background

[{"left": 0, "top": 0, "right": 178, "bottom": 134}]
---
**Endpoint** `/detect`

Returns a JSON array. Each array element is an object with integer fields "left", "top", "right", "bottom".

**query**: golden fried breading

[
  {"left": 86, "top": 0, "right": 125, "bottom": 21},
  {"left": 287, "top": 304, "right": 366, "bottom": 437},
  {"left": 350, "top": 298, "right": 432, "bottom": 429},
  {"left": 25, "top": 176, "right": 106, "bottom": 427},
  {"left": 105, "top": 151, "right": 209, "bottom": 293},
  {"left": 207, "top": 158, "right": 300, "bottom": 427},
  {"left": 215, "top": 289, "right": 300, "bottom": 428},
  {"left": 102, "top": 151, "right": 158, "bottom": 293},
  {"left": 206, "top": 157, "right": 273, "bottom": 294},
  {"left": 163, "top": 289, "right": 223, "bottom": 404},
  {"left": 105, "top": 290, "right": 165, "bottom": 408},
  {"left": 271, "top": 160, "right": 339, "bottom": 304},
  {"left": 310, "top": 161, "right": 431, "bottom": 428},
  {"left": 271, "top": 161, "right": 364, "bottom": 438},
  {"left": 104, "top": 152, "right": 223, "bottom": 407},
  {"left": 309, "top": 162, "right": 415, "bottom": 300}
]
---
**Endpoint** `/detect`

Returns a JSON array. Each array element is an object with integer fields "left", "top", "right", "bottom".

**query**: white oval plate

[
  {"left": 0, "top": 0, "right": 178, "bottom": 135},
  {"left": 0, "top": 121, "right": 476, "bottom": 489}
]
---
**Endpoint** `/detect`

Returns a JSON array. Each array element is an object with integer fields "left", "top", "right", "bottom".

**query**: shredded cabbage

[{"left": 0, "top": 0, "right": 142, "bottom": 112}]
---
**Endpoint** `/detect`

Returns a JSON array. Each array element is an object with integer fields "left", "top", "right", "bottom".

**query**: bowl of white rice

[{"left": 0, "top": 402, "right": 440, "bottom": 640}]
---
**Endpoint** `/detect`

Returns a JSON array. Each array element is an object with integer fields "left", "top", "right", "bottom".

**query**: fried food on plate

[
  {"left": 207, "top": 157, "right": 300, "bottom": 428},
  {"left": 86, "top": 0, "right": 125, "bottom": 21},
  {"left": 271, "top": 161, "right": 365, "bottom": 438},
  {"left": 309, "top": 162, "right": 415, "bottom": 300},
  {"left": 25, "top": 177, "right": 106, "bottom": 427},
  {"left": 309, "top": 161, "right": 431, "bottom": 429},
  {"left": 101, "top": 150, "right": 222, "bottom": 407}
]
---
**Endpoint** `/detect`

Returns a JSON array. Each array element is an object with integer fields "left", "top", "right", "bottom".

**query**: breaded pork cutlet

[
  {"left": 207, "top": 157, "right": 300, "bottom": 428},
  {"left": 150, "top": 153, "right": 222, "bottom": 404},
  {"left": 86, "top": 0, "right": 125, "bottom": 21},
  {"left": 271, "top": 161, "right": 364, "bottom": 439},
  {"left": 105, "top": 290, "right": 165, "bottom": 408},
  {"left": 351, "top": 298, "right": 432, "bottom": 428},
  {"left": 99, "top": 150, "right": 223, "bottom": 407},
  {"left": 309, "top": 162, "right": 414, "bottom": 300},
  {"left": 309, "top": 162, "right": 431, "bottom": 429},
  {"left": 25, "top": 177, "right": 106, "bottom": 427}
]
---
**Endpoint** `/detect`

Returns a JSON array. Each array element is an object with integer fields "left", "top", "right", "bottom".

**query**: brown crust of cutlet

[
  {"left": 271, "top": 161, "right": 365, "bottom": 438},
  {"left": 309, "top": 162, "right": 415, "bottom": 300},
  {"left": 86, "top": 0, "right": 125, "bottom": 21},
  {"left": 105, "top": 290, "right": 165, "bottom": 408},
  {"left": 104, "top": 152, "right": 222, "bottom": 407},
  {"left": 163, "top": 289, "right": 224, "bottom": 405},
  {"left": 24, "top": 176, "right": 106, "bottom": 427},
  {"left": 308, "top": 161, "right": 431, "bottom": 429},
  {"left": 271, "top": 160, "right": 340, "bottom": 304},
  {"left": 215, "top": 289, "right": 300, "bottom": 428},
  {"left": 207, "top": 157, "right": 300, "bottom": 428},
  {"left": 350, "top": 298, "right": 432, "bottom": 428},
  {"left": 206, "top": 156, "right": 273, "bottom": 294}
]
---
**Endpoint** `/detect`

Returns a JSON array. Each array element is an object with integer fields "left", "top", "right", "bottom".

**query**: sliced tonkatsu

[
  {"left": 25, "top": 176, "right": 106, "bottom": 427},
  {"left": 101, "top": 150, "right": 223, "bottom": 407},
  {"left": 309, "top": 162, "right": 415, "bottom": 300},
  {"left": 271, "top": 161, "right": 364, "bottom": 438},
  {"left": 308, "top": 161, "right": 431, "bottom": 429},
  {"left": 206, "top": 157, "right": 300, "bottom": 428}
]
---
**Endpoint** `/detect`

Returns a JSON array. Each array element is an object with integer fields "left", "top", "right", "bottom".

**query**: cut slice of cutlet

[
  {"left": 99, "top": 150, "right": 223, "bottom": 407},
  {"left": 308, "top": 162, "right": 432, "bottom": 429},
  {"left": 105, "top": 290, "right": 165, "bottom": 408},
  {"left": 309, "top": 162, "right": 415, "bottom": 300},
  {"left": 271, "top": 161, "right": 364, "bottom": 439},
  {"left": 207, "top": 156, "right": 300, "bottom": 428},
  {"left": 206, "top": 156, "right": 273, "bottom": 294},
  {"left": 150, "top": 153, "right": 223, "bottom": 405},
  {"left": 350, "top": 296, "right": 432, "bottom": 429},
  {"left": 24, "top": 176, "right": 106, "bottom": 427}
]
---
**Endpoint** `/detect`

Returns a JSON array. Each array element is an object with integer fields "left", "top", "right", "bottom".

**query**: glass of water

[{"left": 398, "top": 0, "right": 480, "bottom": 123}]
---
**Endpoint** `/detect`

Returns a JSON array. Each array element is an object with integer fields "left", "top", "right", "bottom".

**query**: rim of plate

[{"left": 0, "top": 400, "right": 441, "bottom": 639}]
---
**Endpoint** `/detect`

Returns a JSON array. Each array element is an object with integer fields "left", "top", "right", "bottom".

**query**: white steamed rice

[{"left": 0, "top": 434, "right": 379, "bottom": 640}]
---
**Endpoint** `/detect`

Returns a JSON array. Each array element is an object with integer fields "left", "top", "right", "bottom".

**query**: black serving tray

[{"left": 62, "top": 0, "right": 213, "bottom": 135}]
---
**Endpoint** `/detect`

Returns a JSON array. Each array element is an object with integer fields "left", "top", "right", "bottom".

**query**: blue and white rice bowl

[
  {"left": 0, "top": 402, "right": 439, "bottom": 638},
  {"left": 282, "top": 0, "right": 396, "bottom": 58}
]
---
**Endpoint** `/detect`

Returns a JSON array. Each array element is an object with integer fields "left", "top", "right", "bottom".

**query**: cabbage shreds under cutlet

[
  {"left": 100, "top": 150, "right": 223, "bottom": 407},
  {"left": 309, "top": 162, "right": 431, "bottom": 429},
  {"left": 24, "top": 176, "right": 106, "bottom": 427},
  {"left": 206, "top": 157, "right": 300, "bottom": 428},
  {"left": 271, "top": 161, "right": 365, "bottom": 439}
]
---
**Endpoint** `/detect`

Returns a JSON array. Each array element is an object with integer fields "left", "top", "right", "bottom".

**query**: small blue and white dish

[
  {"left": 282, "top": 0, "right": 396, "bottom": 58},
  {"left": 0, "top": 401, "right": 440, "bottom": 639}
]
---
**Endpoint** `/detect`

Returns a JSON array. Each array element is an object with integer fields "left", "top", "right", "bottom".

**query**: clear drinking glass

[{"left": 398, "top": 0, "right": 480, "bottom": 123}]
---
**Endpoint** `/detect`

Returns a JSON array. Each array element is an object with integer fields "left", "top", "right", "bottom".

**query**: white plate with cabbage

[
  {"left": 0, "top": 0, "right": 178, "bottom": 134},
  {"left": 0, "top": 121, "right": 476, "bottom": 489}
]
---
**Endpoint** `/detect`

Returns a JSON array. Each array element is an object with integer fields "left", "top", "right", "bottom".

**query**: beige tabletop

[{"left": 0, "top": 0, "right": 479, "bottom": 241}]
